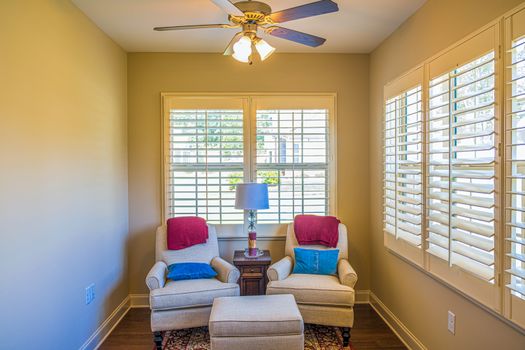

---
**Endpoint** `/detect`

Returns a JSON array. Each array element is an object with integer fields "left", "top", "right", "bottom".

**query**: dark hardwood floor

[{"left": 100, "top": 304, "right": 406, "bottom": 350}]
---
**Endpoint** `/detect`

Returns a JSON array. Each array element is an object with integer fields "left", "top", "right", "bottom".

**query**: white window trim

[{"left": 160, "top": 92, "right": 337, "bottom": 239}]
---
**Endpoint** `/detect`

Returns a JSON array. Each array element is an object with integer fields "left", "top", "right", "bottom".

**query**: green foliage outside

[{"left": 228, "top": 171, "right": 280, "bottom": 190}]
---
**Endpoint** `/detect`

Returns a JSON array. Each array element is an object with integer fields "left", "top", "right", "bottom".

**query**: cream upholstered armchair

[
  {"left": 145, "top": 225, "right": 240, "bottom": 350},
  {"left": 266, "top": 223, "right": 357, "bottom": 347}
]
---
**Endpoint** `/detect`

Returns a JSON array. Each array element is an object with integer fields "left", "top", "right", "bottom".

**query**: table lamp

[{"left": 235, "top": 183, "right": 269, "bottom": 257}]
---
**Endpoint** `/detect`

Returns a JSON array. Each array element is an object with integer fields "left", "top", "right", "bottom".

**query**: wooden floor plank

[{"left": 100, "top": 304, "right": 407, "bottom": 350}]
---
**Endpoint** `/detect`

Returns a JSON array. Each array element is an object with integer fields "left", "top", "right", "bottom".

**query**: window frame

[{"left": 161, "top": 92, "right": 337, "bottom": 239}]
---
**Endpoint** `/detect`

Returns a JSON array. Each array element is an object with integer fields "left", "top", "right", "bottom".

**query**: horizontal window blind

[
  {"left": 167, "top": 109, "right": 244, "bottom": 223},
  {"left": 384, "top": 86, "right": 423, "bottom": 247},
  {"left": 427, "top": 51, "right": 497, "bottom": 282},
  {"left": 506, "top": 37, "right": 525, "bottom": 299},
  {"left": 256, "top": 109, "right": 329, "bottom": 223}
]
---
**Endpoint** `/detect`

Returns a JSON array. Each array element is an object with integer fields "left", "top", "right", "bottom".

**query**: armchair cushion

[
  {"left": 338, "top": 259, "right": 358, "bottom": 288},
  {"left": 267, "top": 256, "right": 293, "bottom": 282},
  {"left": 266, "top": 274, "right": 355, "bottom": 307},
  {"left": 211, "top": 257, "right": 240, "bottom": 284},
  {"left": 150, "top": 278, "right": 239, "bottom": 311},
  {"left": 146, "top": 261, "right": 167, "bottom": 291},
  {"left": 167, "top": 262, "right": 217, "bottom": 281}
]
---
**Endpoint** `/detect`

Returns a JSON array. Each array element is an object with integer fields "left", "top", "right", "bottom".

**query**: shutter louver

[
  {"left": 255, "top": 109, "right": 329, "bottom": 223},
  {"left": 383, "top": 86, "right": 423, "bottom": 247},
  {"left": 168, "top": 109, "right": 244, "bottom": 224},
  {"left": 506, "top": 37, "right": 525, "bottom": 298},
  {"left": 427, "top": 52, "right": 497, "bottom": 282}
]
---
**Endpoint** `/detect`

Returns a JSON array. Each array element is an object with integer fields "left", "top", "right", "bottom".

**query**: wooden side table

[{"left": 233, "top": 250, "right": 271, "bottom": 296}]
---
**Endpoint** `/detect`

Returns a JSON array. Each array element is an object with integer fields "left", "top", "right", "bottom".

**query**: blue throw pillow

[
  {"left": 167, "top": 262, "right": 217, "bottom": 281},
  {"left": 293, "top": 248, "right": 339, "bottom": 275}
]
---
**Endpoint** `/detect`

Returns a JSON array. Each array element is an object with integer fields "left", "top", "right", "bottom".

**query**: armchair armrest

[
  {"left": 211, "top": 257, "right": 240, "bottom": 284},
  {"left": 338, "top": 259, "right": 358, "bottom": 288},
  {"left": 267, "top": 256, "right": 293, "bottom": 282},
  {"left": 146, "top": 261, "right": 167, "bottom": 291}
]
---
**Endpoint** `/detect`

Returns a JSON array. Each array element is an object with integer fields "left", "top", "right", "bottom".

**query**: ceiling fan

[{"left": 154, "top": 0, "right": 339, "bottom": 63}]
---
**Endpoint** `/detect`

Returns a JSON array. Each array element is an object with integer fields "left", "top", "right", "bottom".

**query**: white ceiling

[{"left": 73, "top": 0, "right": 426, "bottom": 53}]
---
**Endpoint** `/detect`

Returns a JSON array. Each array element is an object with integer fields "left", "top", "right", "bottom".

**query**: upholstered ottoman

[{"left": 209, "top": 294, "right": 304, "bottom": 350}]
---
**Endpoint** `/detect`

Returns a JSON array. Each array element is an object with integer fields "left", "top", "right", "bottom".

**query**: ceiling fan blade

[
  {"left": 210, "top": 0, "right": 244, "bottom": 16},
  {"left": 223, "top": 32, "right": 244, "bottom": 56},
  {"left": 270, "top": 0, "right": 338, "bottom": 23},
  {"left": 266, "top": 26, "right": 326, "bottom": 47},
  {"left": 154, "top": 24, "right": 231, "bottom": 31}
]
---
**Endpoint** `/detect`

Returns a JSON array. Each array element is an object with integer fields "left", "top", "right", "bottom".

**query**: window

[
  {"left": 383, "top": 67, "right": 424, "bottom": 265},
  {"left": 507, "top": 36, "right": 525, "bottom": 299},
  {"left": 504, "top": 6, "right": 525, "bottom": 328},
  {"left": 256, "top": 108, "right": 330, "bottom": 223},
  {"left": 166, "top": 107, "right": 245, "bottom": 223},
  {"left": 162, "top": 94, "right": 336, "bottom": 232},
  {"left": 427, "top": 51, "right": 497, "bottom": 283},
  {"left": 426, "top": 26, "right": 500, "bottom": 307},
  {"left": 383, "top": 7, "right": 525, "bottom": 327},
  {"left": 383, "top": 25, "right": 501, "bottom": 310}
]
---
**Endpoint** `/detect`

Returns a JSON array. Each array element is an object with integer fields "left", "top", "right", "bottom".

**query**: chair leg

[
  {"left": 153, "top": 331, "right": 163, "bottom": 350},
  {"left": 342, "top": 327, "right": 351, "bottom": 347}
]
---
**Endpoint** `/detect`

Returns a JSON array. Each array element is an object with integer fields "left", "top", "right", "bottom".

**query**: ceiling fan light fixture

[
  {"left": 232, "top": 51, "right": 251, "bottom": 63},
  {"left": 255, "top": 38, "right": 275, "bottom": 61},
  {"left": 232, "top": 35, "right": 252, "bottom": 62}
]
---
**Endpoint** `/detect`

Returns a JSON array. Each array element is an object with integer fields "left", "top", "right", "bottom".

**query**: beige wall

[
  {"left": 369, "top": 0, "right": 525, "bottom": 348},
  {"left": 0, "top": 1, "right": 128, "bottom": 349},
  {"left": 127, "top": 53, "right": 370, "bottom": 293}
]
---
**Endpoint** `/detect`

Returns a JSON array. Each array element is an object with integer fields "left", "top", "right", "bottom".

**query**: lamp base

[{"left": 244, "top": 248, "right": 264, "bottom": 258}]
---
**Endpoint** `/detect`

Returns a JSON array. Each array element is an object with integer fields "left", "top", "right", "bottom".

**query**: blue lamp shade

[{"left": 235, "top": 183, "right": 269, "bottom": 210}]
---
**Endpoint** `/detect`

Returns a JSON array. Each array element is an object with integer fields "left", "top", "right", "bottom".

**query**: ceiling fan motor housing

[{"left": 234, "top": 1, "right": 272, "bottom": 16}]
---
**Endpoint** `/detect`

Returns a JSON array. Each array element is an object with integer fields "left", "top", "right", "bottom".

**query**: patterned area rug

[{"left": 160, "top": 324, "right": 354, "bottom": 350}]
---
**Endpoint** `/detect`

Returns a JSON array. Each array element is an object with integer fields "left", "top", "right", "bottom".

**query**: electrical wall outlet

[
  {"left": 85, "top": 283, "right": 95, "bottom": 305},
  {"left": 447, "top": 310, "right": 455, "bottom": 334}
]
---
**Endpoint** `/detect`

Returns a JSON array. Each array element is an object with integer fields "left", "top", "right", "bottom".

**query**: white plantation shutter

[
  {"left": 383, "top": 67, "right": 424, "bottom": 265},
  {"left": 506, "top": 36, "right": 525, "bottom": 300},
  {"left": 167, "top": 109, "right": 245, "bottom": 223},
  {"left": 384, "top": 87, "right": 423, "bottom": 246},
  {"left": 427, "top": 51, "right": 497, "bottom": 282},
  {"left": 252, "top": 96, "right": 336, "bottom": 224},
  {"left": 255, "top": 109, "right": 329, "bottom": 223},
  {"left": 162, "top": 94, "right": 336, "bottom": 233},
  {"left": 504, "top": 6, "right": 525, "bottom": 328},
  {"left": 163, "top": 97, "right": 247, "bottom": 224}
]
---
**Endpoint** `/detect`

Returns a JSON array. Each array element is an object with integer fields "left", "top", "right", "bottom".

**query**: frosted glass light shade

[
  {"left": 232, "top": 51, "right": 250, "bottom": 62},
  {"left": 255, "top": 39, "right": 275, "bottom": 61},
  {"left": 235, "top": 183, "right": 269, "bottom": 210},
  {"left": 233, "top": 36, "right": 252, "bottom": 62}
]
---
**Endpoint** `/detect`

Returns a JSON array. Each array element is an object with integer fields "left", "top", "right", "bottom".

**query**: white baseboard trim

[
  {"left": 369, "top": 292, "right": 426, "bottom": 350},
  {"left": 130, "top": 293, "right": 150, "bottom": 308},
  {"left": 354, "top": 289, "right": 370, "bottom": 304},
  {"left": 79, "top": 296, "right": 131, "bottom": 350}
]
